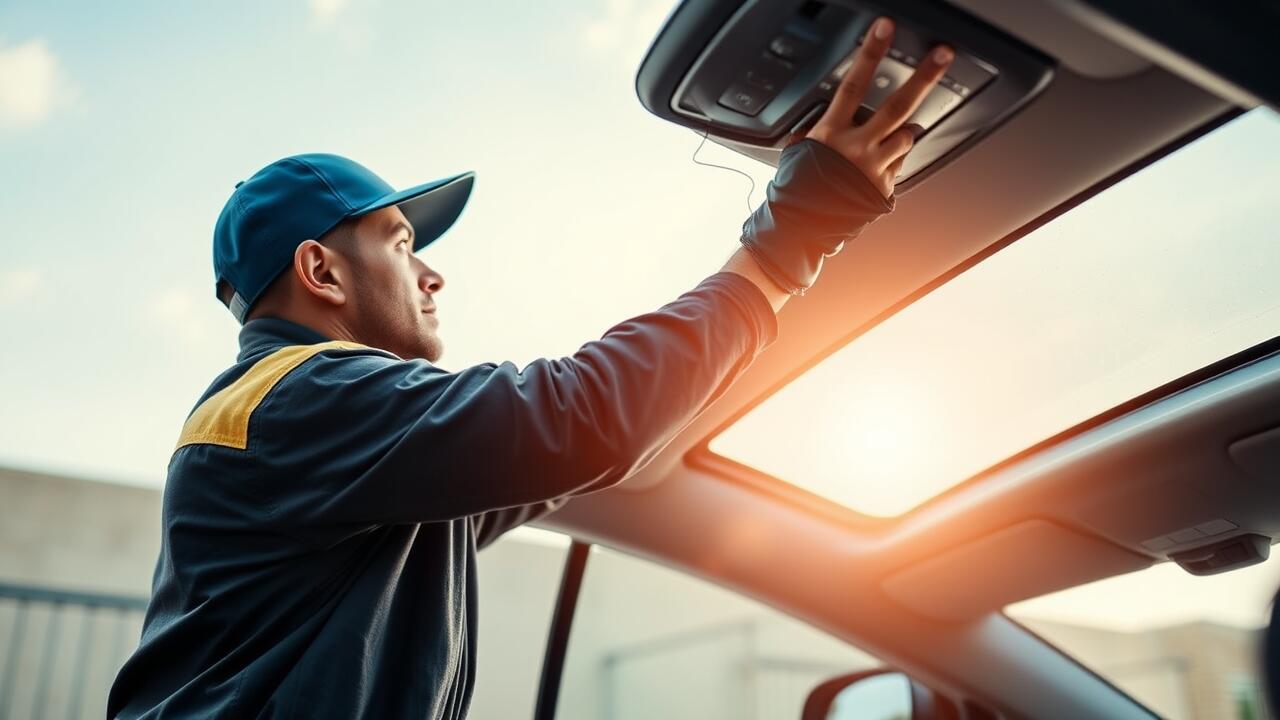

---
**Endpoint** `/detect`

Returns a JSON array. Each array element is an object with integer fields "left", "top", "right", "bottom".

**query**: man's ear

[{"left": 292, "top": 239, "right": 348, "bottom": 308}]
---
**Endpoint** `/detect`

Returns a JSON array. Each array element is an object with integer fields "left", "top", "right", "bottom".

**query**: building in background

[{"left": 1021, "top": 619, "right": 1269, "bottom": 720}]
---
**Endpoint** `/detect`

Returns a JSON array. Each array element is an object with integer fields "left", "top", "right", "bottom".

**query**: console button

[
  {"left": 858, "top": 56, "right": 914, "bottom": 107},
  {"left": 718, "top": 83, "right": 770, "bottom": 116},
  {"left": 909, "top": 85, "right": 965, "bottom": 129},
  {"left": 767, "top": 33, "right": 814, "bottom": 62}
]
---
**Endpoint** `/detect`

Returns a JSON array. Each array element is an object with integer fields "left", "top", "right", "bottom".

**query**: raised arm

[
  {"left": 259, "top": 272, "right": 776, "bottom": 527},
  {"left": 256, "top": 16, "right": 950, "bottom": 531}
]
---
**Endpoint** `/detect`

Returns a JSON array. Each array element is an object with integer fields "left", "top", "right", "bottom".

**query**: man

[{"left": 108, "top": 18, "right": 950, "bottom": 718}]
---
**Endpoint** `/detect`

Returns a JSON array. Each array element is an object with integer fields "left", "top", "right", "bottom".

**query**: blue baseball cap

[{"left": 213, "top": 153, "right": 474, "bottom": 322}]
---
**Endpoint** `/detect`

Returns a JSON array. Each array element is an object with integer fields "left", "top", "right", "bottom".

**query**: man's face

[{"left": 341, "top": 206, "right": 446, "bottom": 362}]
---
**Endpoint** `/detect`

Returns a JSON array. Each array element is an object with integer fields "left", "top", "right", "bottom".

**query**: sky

[
  {"left": 0, "top": 0, "right": 777, "bottom": 485},
  {"left": 2, "top": 0, "right": 1279, "bottom": 668}
]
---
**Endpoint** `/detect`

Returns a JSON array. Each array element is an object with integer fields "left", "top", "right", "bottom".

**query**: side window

[
  {"left": 557, "top": 546, "right": 881, "bottom": 720},
  {"left": 470, "top": 528, "right": 570, "bottom": 720}
]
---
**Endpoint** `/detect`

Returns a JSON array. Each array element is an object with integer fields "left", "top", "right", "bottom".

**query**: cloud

[
  {"left": 307, "top": 0, "right": 374, "bottom": 50},
  {"left": 0, "top": 268, "right": 43, "bottom": 307},
  {"left": 310, "top": 0, "right": 350, "bottom": 25},
  {"left": 0, "top": 38, "right": 76, "bottom": 130},
  {"left": 581, "top": 0, "right": 673, "bottom": 65}
]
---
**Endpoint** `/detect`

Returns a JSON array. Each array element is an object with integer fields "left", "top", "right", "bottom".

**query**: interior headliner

[
  {"left": 538, "top": 1, "right": 1255, "bottom": 716},
  {"left": 949, "top": 0, "right": 1149, "bottom": 79}
]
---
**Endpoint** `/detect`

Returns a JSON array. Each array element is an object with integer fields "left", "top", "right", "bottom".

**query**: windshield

[
  {"left": 711, "top": 108, "right": 1280, "bottom": 517},
  {"left": 1009, "top": 554, "right": 1280, "bottom": 719}
]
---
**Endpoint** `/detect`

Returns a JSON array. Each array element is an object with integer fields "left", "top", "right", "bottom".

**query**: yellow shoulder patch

[{"left": 175, "top": 341, "right": 367, "bottom": 452}]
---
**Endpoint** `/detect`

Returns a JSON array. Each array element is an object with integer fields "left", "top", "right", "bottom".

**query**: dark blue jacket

[{"left": 107, "top": 272, "right": 776, "bottom": 719}]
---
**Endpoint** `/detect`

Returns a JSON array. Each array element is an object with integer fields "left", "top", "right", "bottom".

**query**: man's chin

[
  {"left": 371, "top": 333, "right": 442, "bottom": 363},
  {"left": 420, "top": 336, "right": 444, "bottom": 364}
]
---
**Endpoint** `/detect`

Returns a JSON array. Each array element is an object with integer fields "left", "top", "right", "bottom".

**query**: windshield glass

[
  {"left": 1008, "top": 555, "right": 1280, "bottom": 719},
  {"left": 711, "top": 108, "right": 1280, "bottom": 517}
]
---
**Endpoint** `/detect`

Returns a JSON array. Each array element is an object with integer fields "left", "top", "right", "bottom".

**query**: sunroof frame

[{"left": 688, "top": 108, "right": 1245, "bottom": 525}]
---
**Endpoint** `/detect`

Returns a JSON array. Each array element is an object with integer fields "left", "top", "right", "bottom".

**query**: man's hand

[
  {"left": 731, "top": 16, "right": 954, "bottom": 302},
  {"left": 798, "top": 17, "right": 953, "bottom": 199}
]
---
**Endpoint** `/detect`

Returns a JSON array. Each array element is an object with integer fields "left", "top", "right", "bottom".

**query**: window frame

[{"left": 533, "top": 540, "right": 592, "bottom": 720}]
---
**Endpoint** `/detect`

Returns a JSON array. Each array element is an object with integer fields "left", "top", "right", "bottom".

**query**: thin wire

[{"left": 690, "top": 125, "right": 757, "bottom": 214}]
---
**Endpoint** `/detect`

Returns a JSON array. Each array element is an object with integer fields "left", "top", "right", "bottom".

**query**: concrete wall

[{"left": 0, "top": 468, "right": 161, "bottom": 597}]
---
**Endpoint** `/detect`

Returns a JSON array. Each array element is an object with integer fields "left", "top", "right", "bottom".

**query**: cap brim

[{"left": 354, "top": 171, "right": 475, "bottom": 251}]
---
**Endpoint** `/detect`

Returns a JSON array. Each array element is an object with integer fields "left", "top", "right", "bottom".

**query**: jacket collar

[{"left": 237, "top": 317, "right": 333, "bottom": 362}]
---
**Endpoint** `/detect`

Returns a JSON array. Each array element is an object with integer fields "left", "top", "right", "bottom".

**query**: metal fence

[{"left": 0, "top": 582, "right": 147, "bottom": 720}]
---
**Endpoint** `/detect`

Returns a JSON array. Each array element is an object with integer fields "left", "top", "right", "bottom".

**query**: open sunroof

[{"left": 710, "top": 109, "right": 1280, "bottom": 517}]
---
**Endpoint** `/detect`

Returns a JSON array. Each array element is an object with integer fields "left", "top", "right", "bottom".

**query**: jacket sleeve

[
  {"left": 255, "top": 272, "right": 777, "bottom": 529},
  {"left": 470, "top": 499, "right": 568, "bottom": 551}
]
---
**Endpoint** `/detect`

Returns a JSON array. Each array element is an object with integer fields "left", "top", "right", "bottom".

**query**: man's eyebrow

[{"left": 390, "top": 221, "right": 415, "bottom": 242}]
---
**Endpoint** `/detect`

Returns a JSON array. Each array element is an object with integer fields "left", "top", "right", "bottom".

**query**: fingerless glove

[{"left": 740, "top": 139, "right": 895, "bottom": 296}]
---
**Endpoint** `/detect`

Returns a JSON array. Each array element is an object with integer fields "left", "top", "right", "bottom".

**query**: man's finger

[
  {"left": 863, "top": 45, "right": 953, "bottom": 140},
  {"left": 885, "top": 155, "right": 907, "bottom": 183},
  {"left": 821, "top": 17, "right": 894, "bottom": 127},
  {"left": 875, "top": 125, "right": 915, "bottom": 173}
]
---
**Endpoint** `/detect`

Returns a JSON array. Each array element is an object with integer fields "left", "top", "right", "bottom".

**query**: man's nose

[{"left": 419, "top": 263, "right": 444, "bottom": 294}]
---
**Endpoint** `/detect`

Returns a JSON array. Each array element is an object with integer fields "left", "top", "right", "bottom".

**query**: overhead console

[{"left": 636, "top": 0, "right": 1055, "bottom": 189}]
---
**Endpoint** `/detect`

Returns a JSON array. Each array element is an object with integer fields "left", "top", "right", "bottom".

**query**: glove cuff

[{"left": 740, "top": 139, "right": 895, "bottom": 295}]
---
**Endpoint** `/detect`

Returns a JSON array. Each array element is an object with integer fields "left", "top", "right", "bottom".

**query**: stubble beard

[
  {"left": 419, "top": 330, "right": 444, "bottom": 363},
  {"left": 352, "top": 297, "right": 443, "bottom": 363}
]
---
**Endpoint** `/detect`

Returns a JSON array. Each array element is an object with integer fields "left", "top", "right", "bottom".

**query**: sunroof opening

[{"left": 710, "top": 108, "right": 1280, "bottom": 517}]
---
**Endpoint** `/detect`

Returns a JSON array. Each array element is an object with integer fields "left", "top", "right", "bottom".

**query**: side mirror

[{"left": 801, "top": 668, "right": 956, "bottom": 720}]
